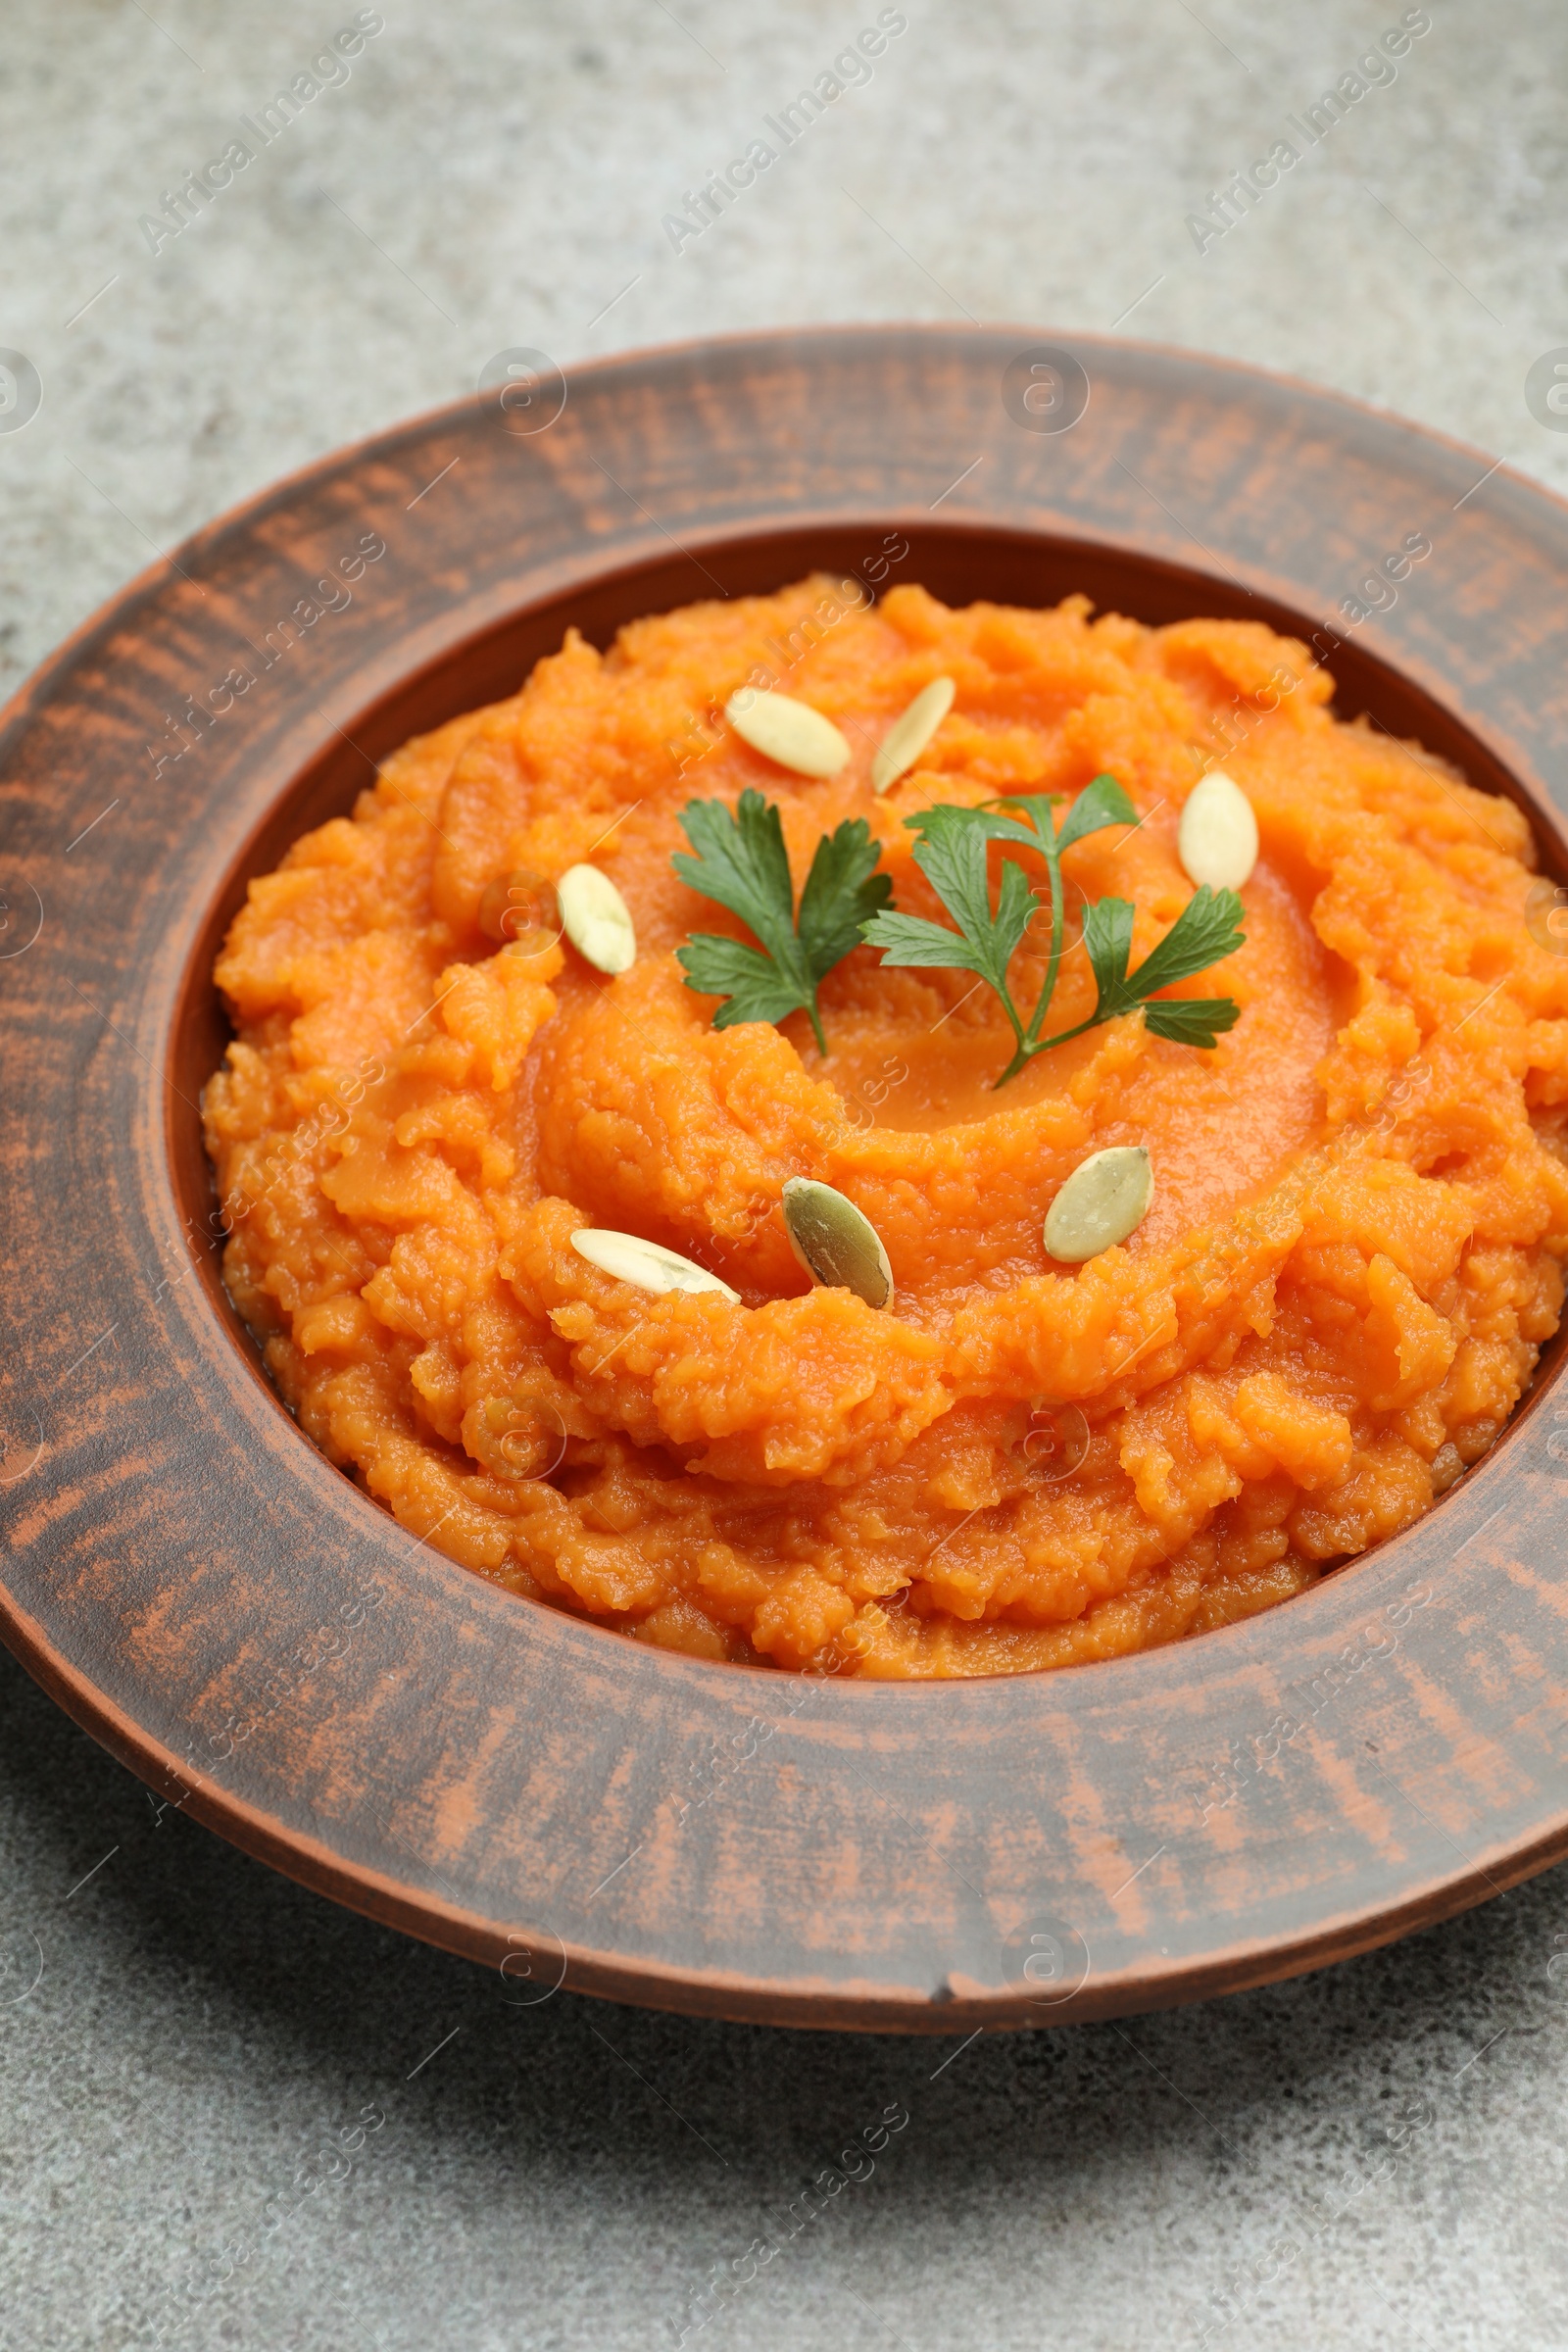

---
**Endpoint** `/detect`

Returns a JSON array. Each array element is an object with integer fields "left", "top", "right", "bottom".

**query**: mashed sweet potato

[{"left": 203, "top": 578, "right": 1568, "bottom": 1676}]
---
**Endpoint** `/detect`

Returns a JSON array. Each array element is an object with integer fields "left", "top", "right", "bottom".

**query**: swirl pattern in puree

[{"left": 203, "top": 578, "right": 1568, "bottom": 1676}]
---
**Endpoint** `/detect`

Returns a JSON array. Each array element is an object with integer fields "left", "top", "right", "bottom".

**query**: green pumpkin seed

[
  {"left": 1044, "top": 1146, "right": 1153, "bottom": 1263},
  {"left": 781, "top": 1178, "right": 894, "bottom": 1309},
  {"left": 570, "top": 1228, "right": 738, "bottom": 1301},
  {"left": 558, "top": 862, "right": 636, "bottom": 975},
  {"left": 872, "top": 676, "right": 956, "bottom": 795},
  {"left": 725, "top": 688, "right": 851, "bottom": 778},
  {"left": 1178, "top": 767, "right": 1258, "bottom": 892}
]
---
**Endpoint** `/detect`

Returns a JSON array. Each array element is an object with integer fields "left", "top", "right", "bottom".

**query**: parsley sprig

[
  {"left": 859, "top": 778, "right": 1245, "bottom": 1086},
  {"left": 673, "top": 788, "right": 892, "bottom": 1054}
]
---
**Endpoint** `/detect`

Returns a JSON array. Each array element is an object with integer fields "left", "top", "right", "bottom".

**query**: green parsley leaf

[
  {"left": 1079, "top": 894, "right": 1137, "bottom": 1006},
  {"left": 673, "top": 788, "right": 891, "bottom": 1054},
  {"left": 675, "top": 933, "right": 812, "bottom": 1031},
  {"left": 1083, "top": 884, "right": 1245, "bottom": 1021},
  {"left": 1056, "top": 771, "right": 1138, "bottom": 852},
  {"left": 797, "top": 816, "right": 895, "bottom": 984},
  {"left": 1119, "top": 882, "right": 1246, "bottom": 1002},
  {"left": 860, "top": 774, "right": 1245, "bottom": 1085},
  {"left": 1141, "top": 996, "right": 1242, "bottom": 1050}
]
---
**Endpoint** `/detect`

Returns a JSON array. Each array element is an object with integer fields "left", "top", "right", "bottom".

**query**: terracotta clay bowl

[{"left": 5, "top": 325, "right": 1568, "bottom": 2034}]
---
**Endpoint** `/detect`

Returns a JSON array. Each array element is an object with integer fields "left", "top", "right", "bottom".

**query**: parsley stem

[
  {"left": 993, "top": 1009, "right": 1100, "bottom": 1089},
  {"left": 1022, "top": 1012, "right": 1101, "bottom": 1057},
  {"left": 990, "top": 947, "right": 1029, "bottom": 1065},
  {"left": 1021, "top": 839, "right": 1066, "bottom": 1051}
]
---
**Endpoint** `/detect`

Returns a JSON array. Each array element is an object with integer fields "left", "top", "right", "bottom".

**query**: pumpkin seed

[
  {"left": 872, "top": 676, "right": 956, "bottom": 795},
  {"left": 570, "top": 1228, "right": 739, "bottom": 1301},
  {"left": 781, "top": 1177, "right": 894, "bottom": 1309},
  {"left": 1178, "top": 767, "right": 1258, "bottom": 892},
  {"left": 725, "top": 688, "right": 851, "bottom": 778},
  {"left": 1044, "top": 1146, "right": 1153, "bottom": 1263},
  {"left": 558, "top": 862, "right": 636, "bottom": 975}
]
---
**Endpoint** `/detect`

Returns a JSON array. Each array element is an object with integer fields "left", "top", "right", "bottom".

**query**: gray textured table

[{"left": 5, "top": 4, "right": 1568, "bottom": 2346}]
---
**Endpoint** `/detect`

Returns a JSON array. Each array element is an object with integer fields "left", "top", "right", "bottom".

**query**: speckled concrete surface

[{"left": 5, "top": 4, "right": 1568, "bottom": 2347}]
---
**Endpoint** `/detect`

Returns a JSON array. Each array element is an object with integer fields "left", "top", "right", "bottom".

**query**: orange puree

[{"left": 203, "top": 578, "right": 1568, "bottom": 1677}]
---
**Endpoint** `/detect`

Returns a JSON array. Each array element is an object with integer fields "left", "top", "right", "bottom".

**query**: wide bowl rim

[{"left": 10, "top": 319, "right": 1567, "bottom": 769}]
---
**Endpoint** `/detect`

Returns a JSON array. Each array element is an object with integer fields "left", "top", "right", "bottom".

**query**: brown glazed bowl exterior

[{"left": 4, "top": 326, "right": 1568, "bottom": 2034}]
